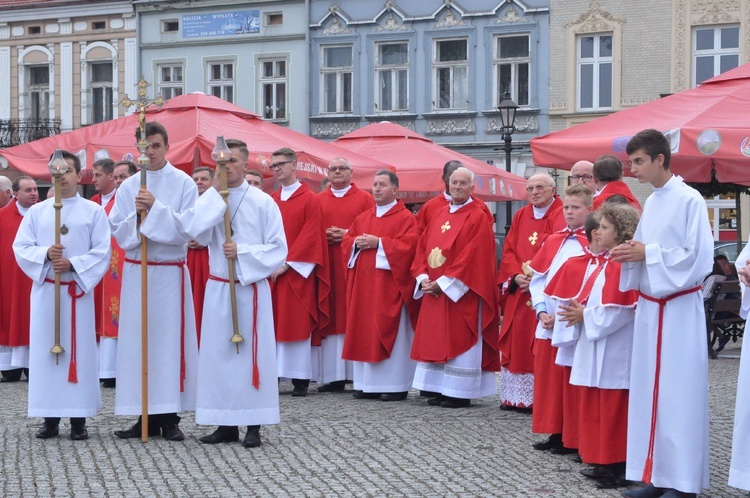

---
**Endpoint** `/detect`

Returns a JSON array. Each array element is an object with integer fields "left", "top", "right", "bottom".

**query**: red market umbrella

[
  {"left": 530, "top": 63, "right": 750, "bottom": 184},
  {"left": 334, "top": 121, "right": 527, "bottom": 202},
  {"left": 0, "top": 93, "right": 389, "bottom": 188}
]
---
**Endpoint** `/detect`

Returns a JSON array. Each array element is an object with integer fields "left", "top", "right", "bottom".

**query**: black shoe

[
  {"left": 381, "top": 391, "right": 408, "bottom": 401},
  {"left": 621, "top": 484, "right": 668, "bottom": 498},
  {"left": 352, "top": 390, "right": 381, "bottom": 400},
  {"left": 1, "top": 368, "right": 23, "bottom": 382},
  {"left": 532, "top": 433, "right": 562, "bottom": 451},
  {"left": 596, "top": 470, "right": 631, "bottom": 489},
  {"left": 199, "top": 426, "right": 239, "bottom": 444},
  {"left": 243, "top": 425, "right": 261, "bottom": 448},
  {"left": 427, "top": 395, "right": 445, "bottom": 406},
  {"left": 419, "top": 390, "right": 441, "bottom": 398},
  {"left": 114, "top": 419, "right": 160, "bottom": 439},
  {"left": 659, "top": 491, "right": 696, "bottom": 498},
  {"left": 317, "top": 380, "right": 346, "bottom": 393},
  {"left": 291, "top": 379, "right": 309, "bottom": 397},
  {"left": 36, "top": 422, "right": 59, "bottom": 439},
  {"left": 161, "top": 423, "right": 185, "bottom": 441},
  {"left": 70, "top": 424, "right": 89, "bottom": 441},
  {"left": 580, "top": 466, "right": 610, "bottom": 480},
  {"left": 549, "top": 445, "right": 578, "bottom": 455},
  {"left": 570, "top": 453, "right": 583, "bottom": 463},
  {"left": 101, "top": 378, "right": 116, "bottom": 388},
  {"left": 440, "top": 396, "right": 470, "bottom": 408}
]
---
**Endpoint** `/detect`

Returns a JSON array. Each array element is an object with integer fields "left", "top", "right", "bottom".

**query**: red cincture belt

[
  {"left": 44, "top": 278, "right": 84, "bottom": 383},
  {"left": 637, "top": 285, "right": 702, "bottom": 484},
  {"left": 126, "top": 258, "right": 187, "bottom": 392},
  {"left": 208, "top": 275, "right": 260, "bottom": 390}
]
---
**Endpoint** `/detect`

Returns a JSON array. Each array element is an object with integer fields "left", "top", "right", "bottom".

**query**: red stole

[
  {"left": 271, "top": 182, "right": 331, "bottom": 344},
  {"left": 411, "top": 202, "right": 500, "bottom": 371},
  {"left": 318, "top": 184, "right": 375, "bottom": 338},
  {"left": 592, "top": 181, "right": 641, "bottom": 210},
  {"left": 0, "top": 200, "right": 32, "bottom": 347},
  {"left": 341, "top": 201, "right": 420, "bottom": 362}
]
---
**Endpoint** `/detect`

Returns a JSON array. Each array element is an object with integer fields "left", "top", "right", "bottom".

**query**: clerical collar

[
  {"left": 100, "top": 190, "right": 115, "bottom": 206},
  {"left": 441, "top": 191, "right": 452, "bottom": 201},
  {"left": 532, "top": 201, "right": 553, "bottom": 219},
  {"left": 376, "top": 199, "right": 397, "bottom": 217},
  {"left": 280, "top": 181, "right": 301, "bottom": 201},
  {"left": 16, "top": 203, "right": 30, "bottom": 215},
  {"left": 449, "top": 196, "right": 473, "bottom": 213},
  {"left": 331, "top": 184, "right": 352, "bottom": 198}
]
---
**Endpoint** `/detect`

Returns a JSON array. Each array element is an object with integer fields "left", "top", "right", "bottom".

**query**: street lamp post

[{"left": 498, "top": 92, "right": 518, "bottom": 235}]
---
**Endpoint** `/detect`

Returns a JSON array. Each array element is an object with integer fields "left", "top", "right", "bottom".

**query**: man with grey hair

[
  {"left": 0, "top": 176, "right": 12, "bottom": 207},
  {"left": 341, "top": 170, "right": 419, "bottom": 401},
  {"left": 316, "top": 156, "right": 374, "bottom": 392},
  {"left": 411, "top": 167, "right": 500, "bottom": 408},
  {"left": 498, "top": 173, "right": 563, "bottom": 412}
]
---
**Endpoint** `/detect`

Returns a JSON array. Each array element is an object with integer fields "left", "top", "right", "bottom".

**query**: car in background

[{"left": 714, "top": 241, "right": 746, "bottom": 264}]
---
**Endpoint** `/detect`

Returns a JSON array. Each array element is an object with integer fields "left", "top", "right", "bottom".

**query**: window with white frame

[
  {"left": 207, "top": 62, "right": 234, "bottom": 103},
  {"left": 434, "top": 39, "right": 468, "bottom": 110},
  {"left": 90, "top": 62, "right": 113, "bottom": 124},
  {"left": 260, "top": 58, "right": 287, "bottom": 121},
  {"left": 693, "top": 25, "right": 740, "bottom": 86},
  {"left": 577, "top": 34, "right": 613, "bottom": 111},
  {"left": 157, "top": 64, "right": 184, "bottom": 100},
  {"left": 27, "top": 65, "right": 50, "bottom": 122},
  {"left": 321, "top": 46, "right": 353, "bottom": 113},
  {"left": 495, "top": 34, "right": 530, "bottom": 107},
  {"left": 375, "top": 42, "right": 408, "bottom": 112}
]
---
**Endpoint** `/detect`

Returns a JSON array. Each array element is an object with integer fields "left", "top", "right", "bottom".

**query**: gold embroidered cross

[
  {"left": 529, "top": 232, "right": 538, "bottom": 245},
  {"left": 441, "top": 221, "right": 451, "bottom": 233}
]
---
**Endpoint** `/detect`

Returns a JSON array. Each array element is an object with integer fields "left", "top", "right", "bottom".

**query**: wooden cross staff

[{"left": 120, "top": 77, "right": 164, "bottom": 442}]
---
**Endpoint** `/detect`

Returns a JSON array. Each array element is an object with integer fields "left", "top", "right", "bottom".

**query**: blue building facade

[{"left": 308, "top": 0, "right": 550, "bottom": 186}]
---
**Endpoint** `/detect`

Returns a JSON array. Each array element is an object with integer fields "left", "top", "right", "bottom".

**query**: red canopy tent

[
  {"left": 334, "top": 121, "right": 527, "bottom": 202},
  {"left": 0, "top": 93, "right": 389, "bottom": 189},
  {"left": 530, "top": 63, "right": 750, "bottom": 184}
]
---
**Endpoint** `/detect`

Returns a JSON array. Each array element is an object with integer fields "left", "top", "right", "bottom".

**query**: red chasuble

[
  {"left": 318, "top": 184, "right": 374, "bottom": 340},
  {"left": 592, "top": 180, "right": 641, "bottom": 211},
  {"left": 341, "top": 201, "right": 420, "bottom": 362},
  {"left": 187, "top": 246, "right": 210, "bottom": 344},
  {"left": 416, "top": 193, "right": 494, "bottom": 233},
  {"left": 411, "top": 201, "right": 500, "bottom": 371},
  {"left": 497, "top": 197, "right": 562, "bottom": 374},
  {"left": 271, "top": 182, "right": 331, "bottom": 345},
  {"left": 91, "top": 193, "right": 124, "bottom": 339},
  {"left": 0, "top": 200, "right": 32, "bottom": 348}
]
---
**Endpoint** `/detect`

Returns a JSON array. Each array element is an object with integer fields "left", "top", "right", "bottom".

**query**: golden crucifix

[{"left": 119, "top": 76, "right": 164, "bottom": 443}]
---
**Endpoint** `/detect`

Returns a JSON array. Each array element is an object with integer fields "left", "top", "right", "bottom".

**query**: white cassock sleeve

[
  {"left": 108, "top": 181, "right": 141, "bottom": 251},
  {"left": 550, "top": 299, "right": 579, "bottom": 348},
  {"left": 234, "top": 197, "right": 288, "bottom": 285},
  {"left": 583, "top": 305, "right": 635, "bottom": 342},
  {"left": 139, "top": 186, "right": 196, "bottom": 245},
  {"left": 737, "top": 243, "right": 750, "bottom": 319},
  {"left": 67, "top": 207, "right": 112, "bottom": 293}
]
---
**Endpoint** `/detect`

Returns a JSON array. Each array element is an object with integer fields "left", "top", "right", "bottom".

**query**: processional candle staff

[
  {"left": 212, "top": 136, "right": 244, "bottom": 354},
  {"left": 48, "top": 149, "right": 68, "bottom": 362}
]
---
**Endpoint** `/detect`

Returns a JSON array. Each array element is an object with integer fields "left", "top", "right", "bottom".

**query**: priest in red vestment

[
  {"left": 591, "top": 155, "right": 641, "bottom": 210},
  {"left": 91, "top": 158, "right": 127, "bottom": 388},
  {"left": 411, "top": 167, "right": 500, "bottom": 408},
  {"left": 341, "top": 170, "right": 420, "bottom": 401},
  {"left": 497, "top": 173, "right": 563, "bottom": 410},
  {"left": 270, "top": 148, "right": 331, "bottom": 397},
  {"left": 416, "top": 160, "right": 494, "bottom": 232},
  {"left": 187, "top": 166, "right": 213, "bottom": 345},
  {"left": 316, "top": 157, "right": 374, "bottom": 392},
  {"left": 0, "top": 176, "right": 38, "bottom": 382}
]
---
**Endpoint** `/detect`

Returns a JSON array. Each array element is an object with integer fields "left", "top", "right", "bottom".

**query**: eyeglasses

[
  {"left": 570, "top": 174, "right": 594, "bottom": 181},
  {"left": 328, "top": 166, "right": 351, "bottom": 172},
  {"left": 526, "top": 185, "right": 553, "bottom": 192},
  {"left": 270, "top": 160, "right": 294, "bottom": 170}
]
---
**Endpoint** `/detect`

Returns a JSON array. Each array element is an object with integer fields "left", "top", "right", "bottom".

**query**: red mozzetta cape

[
  {"left": 91, "top": 193, "right": 124, "bottom": 339},
  {"left": 0, "top": 200, "right": 32, "bottom": 347},
  {"left": 271, "top": 182, "right": 331, "bottom": 345},
  {"left": 341, "top": 201, "right": 420, "bottom": 362},
  {"left": 592, "top": 181, "right": 642, "bottom": 211},
  {"left": 411, "top": 201, "right": 500, "bottom": 371},
  {"left": 416, "top": 193, "right": 494, "bottom": 232},
  {"left": 544, "top": 250, "right": 638, "bottom": 308},
  {"left": 497, "top": 197, "right": 563, "bottom": 373},
  {"left": 527, "top": 227, "right": 589, "bottom": 276},
  {"left": 318, "top": 184, "right": 374, "bottom": 338},
  {"left": 187, "top": 245, "right": 210, "bottom": 345}
]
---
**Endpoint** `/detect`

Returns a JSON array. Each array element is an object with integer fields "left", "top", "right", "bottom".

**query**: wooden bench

[{"left": 705, "top": 280, "right": 744, "bottom": 359}]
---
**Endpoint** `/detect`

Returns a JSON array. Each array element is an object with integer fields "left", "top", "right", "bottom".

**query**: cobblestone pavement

[{"left": 0, "top": 341, "right": 746, "bottom": 497}]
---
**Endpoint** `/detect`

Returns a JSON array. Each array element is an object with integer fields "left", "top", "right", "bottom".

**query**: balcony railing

[{"left": 0, "top": 119, "right": 61, "bottom": 148}]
